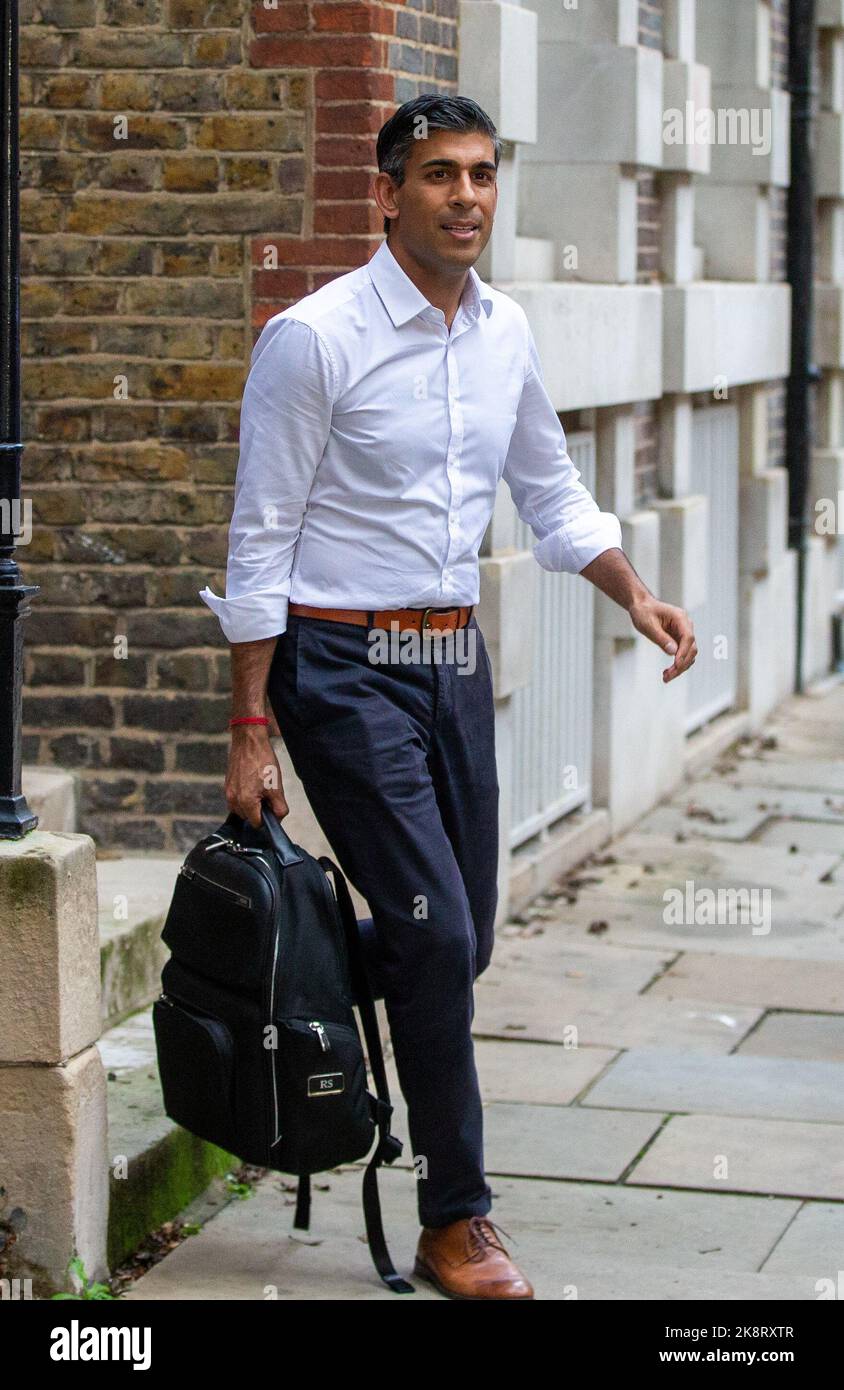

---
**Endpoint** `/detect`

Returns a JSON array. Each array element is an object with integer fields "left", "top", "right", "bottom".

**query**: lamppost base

[{"left": 0, "top": 793, "right": 39, "bottom": 839}]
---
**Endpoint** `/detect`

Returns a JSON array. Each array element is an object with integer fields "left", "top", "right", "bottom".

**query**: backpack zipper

[
  {"left": 309, "top": 1021, "right": 331, "bottom": 1053},
  {"left": 179, "top": 844, "right": 282, "bottom": 1155},
  {"left": 179, "top": 862, "right": 252, "bottom": 911}
]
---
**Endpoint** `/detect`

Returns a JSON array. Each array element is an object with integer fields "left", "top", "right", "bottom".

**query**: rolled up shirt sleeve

[
  {"left": 199, "top": 316, "right": 337, "bottom": 643},
  {"left": 501, "top": 318, "right": 623, "bottom": 575}
]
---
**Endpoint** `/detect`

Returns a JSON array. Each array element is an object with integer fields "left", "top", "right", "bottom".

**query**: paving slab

[
  {"left": 627, "top": 1113, "right": 844, "bottom": 1201},
  {"left": 567, "top": 887, "right": 844, "bottom": 960},
  {"left": 473, "top": 974, "right": 761, "bottom": 1051},
  {"left": 120, "top": 1167, "right": 806, "bottom": 1301},
  {"left": 636, "top": 781, "right": 844, "bottom": 846},
  {"left": 487, "top": 934, "right": 672, "bottom": 993},
  {"left": 587, "top": 830, "right": 841, "bottom": 893},
  {"left": 699, "top": 758, "right": 844, "bottom": 795},
  {"left": 735, "top": 1012, "right": 844, "bottom": 1062},
  {"left": 380, "top": 1056, "right": 663, "bottom": 1180},
  {"left": 753, "top": 818, "right": 844, "bottom": 856},
  {"left": 758, "top": 1201, "right": 844, "bottom": 1279},
  {"left": 583, "top": 1047, "right": 844, "bottom": 1122},
  {"left": 647, "top": 952, "right": 844, "bottom": 1009},
  {"left": 465, "top": 1036, "right": 620, "bottom": 1105}
]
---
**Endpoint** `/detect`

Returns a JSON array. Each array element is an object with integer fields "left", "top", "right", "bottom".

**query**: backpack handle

[
  {"left": 221, "top": 805, "right": 304, "bottom": 866},
  {"left": 259, "top": 804, "right": 304, "bottom": 866}
]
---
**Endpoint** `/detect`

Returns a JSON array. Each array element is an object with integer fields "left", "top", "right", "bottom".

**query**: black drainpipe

[{"left": 785, "top": 0, "right": 819, "bottom": 694}]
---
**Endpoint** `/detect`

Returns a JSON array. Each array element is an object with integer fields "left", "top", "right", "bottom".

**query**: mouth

[{"left": 441, "top": 221, "right": 480, "bottom": 240}]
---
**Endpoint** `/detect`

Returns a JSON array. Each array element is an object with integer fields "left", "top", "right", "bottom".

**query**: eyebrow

[{"left": 417, "top": 158, "right": 497, "bottom": 172}]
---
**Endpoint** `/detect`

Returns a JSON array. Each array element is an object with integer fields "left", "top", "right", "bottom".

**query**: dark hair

[{"left": 375, "top": 94, "right": 501, "bottom": 236}]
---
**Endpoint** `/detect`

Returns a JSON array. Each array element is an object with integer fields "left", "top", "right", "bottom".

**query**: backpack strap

[
  {"left": 318, "top": 856, "right": 415, "bottom": 1295},
  {"left": 293, "top": 1173, "right": 310, "bottom": 1230}
]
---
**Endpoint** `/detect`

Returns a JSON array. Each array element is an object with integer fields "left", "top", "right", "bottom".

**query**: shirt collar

[{"left": 367, "top": 238, "right": 494, "bottom": 328}]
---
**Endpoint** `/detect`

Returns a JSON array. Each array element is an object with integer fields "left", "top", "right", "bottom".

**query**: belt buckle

[{"left": 419, "top": 605, "right": 458, "bottom": 636}]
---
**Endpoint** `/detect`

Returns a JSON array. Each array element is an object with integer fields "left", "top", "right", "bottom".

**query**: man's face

[{"left": 378, "top": 129, "right": 498, "bottom": 272}]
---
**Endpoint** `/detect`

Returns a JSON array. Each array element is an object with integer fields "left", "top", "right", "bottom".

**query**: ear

[{"left": 372, "top": 171, "right": 400, "bottom": 228}]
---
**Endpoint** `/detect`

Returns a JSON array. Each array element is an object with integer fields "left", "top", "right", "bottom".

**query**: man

[{"left": 200, "top": 94, "right": 697, "bottom": 1300}]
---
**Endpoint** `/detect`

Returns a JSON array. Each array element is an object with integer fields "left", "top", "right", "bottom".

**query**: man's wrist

[
  {"left": 229, "top": 718, "right": 271, "bottom": 736},
  {"left": 625, "top": 584, "right": 655, "bottom": 611}
]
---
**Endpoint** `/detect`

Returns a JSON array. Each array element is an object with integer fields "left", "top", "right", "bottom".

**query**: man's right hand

[{"left": 225, "top": 725, "right": 289, "bottom": 829}]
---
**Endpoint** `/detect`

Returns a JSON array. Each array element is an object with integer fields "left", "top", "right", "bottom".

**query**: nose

[{"left": 449, "top": 171, "right": 477, "bottom": 205}]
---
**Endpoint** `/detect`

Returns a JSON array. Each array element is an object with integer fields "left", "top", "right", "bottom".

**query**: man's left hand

[{"left": 628, "top": 597, "right": 698, "bottom": 683}]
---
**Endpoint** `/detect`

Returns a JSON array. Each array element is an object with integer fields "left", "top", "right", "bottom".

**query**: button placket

[{"left": 443, "top": 343, "right": 464, "bottom": 591}]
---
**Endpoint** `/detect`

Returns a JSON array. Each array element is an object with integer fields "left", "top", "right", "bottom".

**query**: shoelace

[{"left": 463, "top": 1216, "right": 516, "bottom": 1264}]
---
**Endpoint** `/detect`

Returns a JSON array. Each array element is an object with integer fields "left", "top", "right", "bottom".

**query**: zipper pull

[{"left": 309, "top": 1021, "right": 331, "bottom": 1053}]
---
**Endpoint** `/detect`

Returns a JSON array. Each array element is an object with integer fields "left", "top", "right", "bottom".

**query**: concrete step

[
  {"left": 99, "top": 1004, "right": 239, "bottom": 1271},
  {"left": 21, "top": 764, "right": 78, "bottom": 832},
  {"left": 97, "top": 855, "right": 182, "bottom": 1030},
  {"left": 514, "top": 235, "right": 556, "bottom": 281}
]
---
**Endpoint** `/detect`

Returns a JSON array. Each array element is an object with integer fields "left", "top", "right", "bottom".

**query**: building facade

[{"left": 18, "top": 0, "right": 844, "bottom": 922}]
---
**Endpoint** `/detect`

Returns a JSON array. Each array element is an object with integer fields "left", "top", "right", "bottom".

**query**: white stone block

[
  {"left": 663, "top": 282, "right": 791, "bottom": 394},
  {"left": 658, "top": 394, "right": 694, "bottom": 497},
  {"left": 706, "top": 85, "right": 790, "bottom": 187},
  {"left": 694, "top": 184, "right": 770, "bottom": 281},
  {"left": 661, "top": 174, "right": 697, "bottom": 283},
  {"left": 818, "top": 202, "right": 844, "bottom": 281},
  {"left": 595, "top": 511, "right": 661, "bottom": 639},
  {"left": 816, "top": 371, "right": 844, "bottom": 448},
  {"left": 697, "top": 0, "right": 771, "bottom": 87},
  {"left": 817, "top": 111, "right": 844, "bottom": 197},
  {"left": 815, "top": 284, "right": 844, "bottom": 368},
  {"left": 458, "top": 2, "right": 537, "bottom": 145},
  {"left": 505, "top": 283, "right": 663, "bottom": 410},
  {"left": 651, "top": 494, "right": 709, "bottom": 611},
  {"left": 810, "top": 448, "right": 844, "bottom": 541},
  {"left": 819, "top": 0, "right": 844, "bottom": 28},
  {"left": 664, "top": 0, "right": 697, "bottom": 63},
  {"left": 475, "top": 142, "right": 519, "bottom": 281},
  {"left": 523, "top": 43, "right": 663, "bottom": 169},
  {"left": 525, "top": 0, "right": 639, "bottom": 46},
  {"left": 0, "top": 832, "right": 100, "bottom": 1063},
  {"left": 739, "top": 381, "right": 774, "bottom": 477},
  {"left": 0, "top": 1046, "right": 109, "bottom": 1295},
  {"left": 517, "top": 164, "right": 638, "bottom": 282},
  {"left": 596, "top": 406, "right": 637, "bottom": 518},
  {"left": 739, "top": 468, "right": 788, "bottom": 576},
  {"left": 662, "top": 61, "right": 712, "bottom": 174},
  {"left": 513, "top": 235, "right": 555, "bottom": 280},
  {"left": 820, "top": 32, "right": 844, "bottom": 113},
  {"left": 477, "top": 551, "right": 537, "bottom": 698}
]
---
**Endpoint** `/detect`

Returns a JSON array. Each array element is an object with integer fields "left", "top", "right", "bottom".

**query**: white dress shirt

[{"left": 199, "top": 238, "right": 623, "bottom": 643}]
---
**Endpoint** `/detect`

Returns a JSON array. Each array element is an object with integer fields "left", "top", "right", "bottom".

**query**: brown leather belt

[{"left": 287, "top": 602, "right": 475, "bottom": 634}]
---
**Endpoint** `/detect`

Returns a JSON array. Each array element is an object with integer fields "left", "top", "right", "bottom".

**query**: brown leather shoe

[{"left": 413, "top": 1216, "right": 534, "bottom": 1300}]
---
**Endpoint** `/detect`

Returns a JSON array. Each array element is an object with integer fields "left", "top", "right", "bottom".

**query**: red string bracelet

[{"left": 229, "top": 716, "right": 269, "bottom": 728}]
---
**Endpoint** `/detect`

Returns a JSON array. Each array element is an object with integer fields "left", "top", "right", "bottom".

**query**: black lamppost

[
  {"left": 786, "top": 0, "right": 819, "bottom": 695},
  {"left": 0, "top": 0, "right": 38, "bottom": 838}
]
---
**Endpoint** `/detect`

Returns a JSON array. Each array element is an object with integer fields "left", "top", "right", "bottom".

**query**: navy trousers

[{"left": 266, "top": 610, "right": 500, "bottom": 1228}]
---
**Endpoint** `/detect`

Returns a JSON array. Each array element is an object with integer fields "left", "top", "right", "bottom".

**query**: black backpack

[{"left": 152, "top": 805, "right": 415, "bottom": 1294}]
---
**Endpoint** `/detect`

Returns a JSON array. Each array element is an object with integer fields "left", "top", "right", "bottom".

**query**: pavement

[{"left": 121, "top": 673, "right": 844, "bottom": 1301}]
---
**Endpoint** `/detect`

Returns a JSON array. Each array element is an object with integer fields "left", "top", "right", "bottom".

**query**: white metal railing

[
  {"left": 684, "top": 402, "right": 740, "bottom": 733},
  {"left": 509, "top": 431, "right": 596, "bottom": 848}
]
